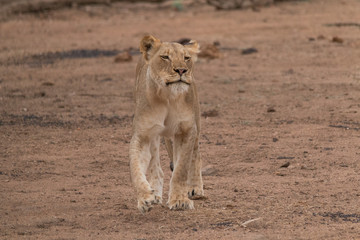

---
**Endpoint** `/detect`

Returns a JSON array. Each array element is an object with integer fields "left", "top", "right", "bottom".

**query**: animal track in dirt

[
  {"left": 4, "top": 48, "right": 140, "bottom": 67},
  {"left": 0, "top": 114, "right": 72, "bottom": 128},
  {"left": 314, "top": 212, "right": 360, "bottom": 223},
  {"left": 0, "top": 114, "right": 132, "bottom": 128}
]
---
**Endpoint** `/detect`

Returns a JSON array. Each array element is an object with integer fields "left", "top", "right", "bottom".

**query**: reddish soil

[{"left": 1, "top": 0, "right": 360, "bottom": 239}]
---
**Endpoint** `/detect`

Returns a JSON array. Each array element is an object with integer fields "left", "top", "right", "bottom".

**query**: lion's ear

[
  {"left": 184, "top": 40, "right": 200, "bottom": 62},
  {"left": 140, "top": 35, "right": 161, "bottom": 61}
]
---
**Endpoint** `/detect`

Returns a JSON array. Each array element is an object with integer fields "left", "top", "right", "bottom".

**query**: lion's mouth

[{"left": 166, "top": 80, "right": 190, "bottom": 86}]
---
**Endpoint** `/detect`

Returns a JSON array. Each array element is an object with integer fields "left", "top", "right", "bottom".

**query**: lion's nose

[{"left": 174, "top": 68, "right": 188, "bottom": 76}]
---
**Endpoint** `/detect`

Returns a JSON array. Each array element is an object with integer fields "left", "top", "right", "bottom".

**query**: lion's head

[{"left": 139, "top": 35, "right": 200, "bottom": 94}]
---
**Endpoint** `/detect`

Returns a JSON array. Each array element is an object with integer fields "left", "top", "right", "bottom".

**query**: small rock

[
  {"left": 317, "top": 35, "right": 326, "bottom": 40},
  {"left": 34, "top": 91, "right": 46, "bottom": 97},
  {"left": 332, "top": 36, "right": 344, "bottom": 43},
  {"left": 277, "top": 156, "right": 294, "bottom": 160},
  {"left": 215, "top": 139, "right": 226, "bottom": 145},
  {"left": 101, "top": 78, "right": 112, "bottom": 82},
  {"left": 176, "top": 38, "right": 191, "bottom": 45},
  {"left": 280, "top": 162, "right": 290, "bottom": 168},
  {"left": 114, "top": 51, "right": 132, "bottom": 62},
  {"left": 267, "top": 107, "right": 276, "bottom": 113},
  {"left": 42, "top": 82, "right": 54, "bottom": 86},
  {"left": 241, "top": 47, "right": 258, "bottom": 55},
  {"left": 272, "top": 138, "right": 278, "bottom": 142},
  {"left": 213, "top": 41, "right": 221, "bottom": 46},
  {"left": 284, "top": 68, "right": 295, "bottom": 75},
  {"left": 238, "top": 88, "right": 246, "bottom": 93},
  {"left": 225, "top": 204, "right": 235, "bottom": 209},
  {"left": 202, "top": 165, "right": 218, "bottom": 176},
  {"left": 198, "top": 43, "right": 221, "bottom": 59},
  {"left": 202, "top": 109, "right": 219, "bottom": 118}
]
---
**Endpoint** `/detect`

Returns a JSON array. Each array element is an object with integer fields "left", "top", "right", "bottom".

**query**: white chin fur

[{"left": 168, "top": 83, "right": 189, "bottom": 97}]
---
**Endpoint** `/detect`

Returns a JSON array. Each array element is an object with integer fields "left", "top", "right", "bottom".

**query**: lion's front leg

[
  {"left": 130, "top": 135, "right": 159, "bottom": 213},
  {"left": 187, "top": 139, "right": 205, "bottom": 200},
  {"left": 147, "top": 136, "right": 164, "bottom": 204},
  {"left": 167, "top": 125, "right": 196, "bottom": 210}
]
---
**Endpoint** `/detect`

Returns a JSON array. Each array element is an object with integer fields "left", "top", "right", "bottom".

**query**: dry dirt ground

[{"left": 1, "top": 0, "right": 360, "bottom": 239}]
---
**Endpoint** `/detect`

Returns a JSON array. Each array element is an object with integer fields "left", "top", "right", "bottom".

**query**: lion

[{"left": 129, "top": 35, "right": 205, "bottom": 213}]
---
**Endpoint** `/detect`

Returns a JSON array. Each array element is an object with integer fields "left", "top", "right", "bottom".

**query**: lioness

[{"left": 129, "top": 35, "right": 204, "bottom": 213}]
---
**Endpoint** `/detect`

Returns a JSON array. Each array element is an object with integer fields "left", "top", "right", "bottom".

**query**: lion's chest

[{"left": 149, "top": 103, "right": 193, "bottom": 138}]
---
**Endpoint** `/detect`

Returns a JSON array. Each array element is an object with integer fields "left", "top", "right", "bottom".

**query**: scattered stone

[
  {"left": 100, "top": 77, "right": 112, "bottom": 82},
  {"left": 207, "top": 0, "right": 274, "bottom": 10},
  {"left": 198, "top": 43, "right": 221, "bottom": 59},
  {"left": 329, "top": 125, "right": 359, "bottom": 131},
  {"left": 283, "top": 68, "right": 295, "bottom": 75},
  {"left": 280, "top": 162, "right": 290, "bottom": 168},
  {"left": 211, "top": 221, "right": 233, "bottom": 227},
  {"left": 114, "top": 51, "right": 132, "bottom": 63},
  {"left": 42, "top": 82, "right": 54, "bottom": 86},
  {"left": 241, "top": 47, "right": 258, "bottom": 55},
  {"left": 238, "top": 88, "right": 246, "bottom": 93},
  {"left": 267, "top": 107, "right": 276, "bottom": 113},
  {"left": 272, "top": 138, "right": 278, "bottom": 142},
  {"left": 324, "top": 22, "right": 360, "bottom": 28},
  {"left": 215, "top": 139, "right": 226, "bottom": 145},
  {"left": 176, "top": 38, "right": 191, "bottom": 45},
  {"left": 225, "top": 204, "right": 236, "bottom": 209},
  {"left": 277, "top": 156, "right": 294, "bottom": 160},
  {"left": 202, "top": 109, "right": 219, "bottom": 118},
  {"left": 308, "top": 37, "right": 315, "bottom": 41},
  {"left": 34, "top": 91, "right": 46, "bottom": 97},
  {"left": 201, "top": 165, "right": 218, "bottom": 176},
  {"left": 275, "top": 172, "right": 285, "bottom": 176},
  {"left": 332, "top": 36, "right": 344, "bottom": 43}
]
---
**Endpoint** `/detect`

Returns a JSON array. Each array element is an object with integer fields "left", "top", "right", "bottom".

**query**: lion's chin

[{"left": 167, "top": 82, "right": 190, "bottom": 96}]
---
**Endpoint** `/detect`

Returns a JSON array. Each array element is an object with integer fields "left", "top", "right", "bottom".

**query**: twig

[{"left": 241, "top": 217, "right": 261, "bottom": 227}]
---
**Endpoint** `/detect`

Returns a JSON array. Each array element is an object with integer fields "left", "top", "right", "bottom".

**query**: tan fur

[{"left": 129, "top": 35, "right": 204, "bottom": 213}]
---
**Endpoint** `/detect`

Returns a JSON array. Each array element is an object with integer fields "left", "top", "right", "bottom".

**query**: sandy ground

[{"left": 1, "top": 0, "right": 360, "bottom": 239}]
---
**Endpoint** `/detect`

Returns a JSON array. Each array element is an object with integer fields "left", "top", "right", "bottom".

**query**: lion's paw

[
  {"left": 167, "top": 197, "right": 194, "bottom": 211},
  {"left": 137, "top": 191, "right": 162, "bottom": 213},
  {"left": 188, "top": 186, "right": 205, "bottom": 200}
]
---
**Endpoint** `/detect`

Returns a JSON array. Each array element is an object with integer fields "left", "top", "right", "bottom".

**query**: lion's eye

[
  {"left": 160, "top": 55, "right": 169, "bottom": 60},
  {"left": 184, "top": 56, "right": 191, "bottom": 61}
]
